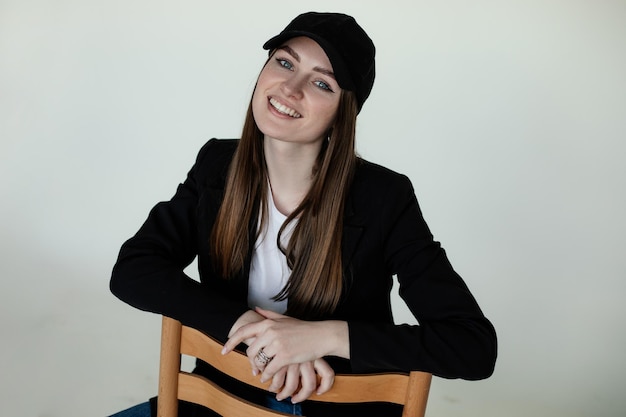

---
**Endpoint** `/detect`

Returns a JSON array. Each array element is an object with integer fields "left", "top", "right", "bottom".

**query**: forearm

[
  {"left": 348, "top": 317, "right": 497, "bottom": 379},
  {"left": 111, "top": 228, "right": 250, "bottom": 342},
  {"left": 319, "top": 320, "right": 350, "bottom": 359}
]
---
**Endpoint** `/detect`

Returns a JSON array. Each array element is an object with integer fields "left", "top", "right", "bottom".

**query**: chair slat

[{"left": 178, "top": 372, "right": 292, "bottom": 417}]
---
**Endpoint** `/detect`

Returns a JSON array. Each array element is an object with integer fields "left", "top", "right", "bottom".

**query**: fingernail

[
  {"left": 252, "top": 369, "right": 258, "bottom": 376},
  {"left": 221, "top": 348, "right": 226, "bottom": 355}
]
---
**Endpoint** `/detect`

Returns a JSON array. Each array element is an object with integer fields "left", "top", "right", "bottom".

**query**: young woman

[{"left": 110, "top": 11, "right": 497, "bottom": 417}]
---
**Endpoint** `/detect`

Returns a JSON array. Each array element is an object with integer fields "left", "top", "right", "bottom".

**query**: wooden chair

[{"left": 158, "top": 316, "right": 432, "bottom": 417}]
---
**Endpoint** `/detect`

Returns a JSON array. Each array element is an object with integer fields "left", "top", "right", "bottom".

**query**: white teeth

[{"left": 269, "top": 98, "right": 301, "bottom": 118}]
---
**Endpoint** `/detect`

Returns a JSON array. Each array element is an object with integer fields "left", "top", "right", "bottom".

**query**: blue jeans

[
  {"left": 109, "top": 395, "right": 302, "bottom": 416},
  {"left": 264, "top": 395, "right": 303, "bottom": 415},
  {"left": 108, "top": 402, "right": 151, "bottom": 417}
]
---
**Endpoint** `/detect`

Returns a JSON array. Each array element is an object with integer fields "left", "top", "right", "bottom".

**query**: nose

[{"left": 280, "top": 74, "right": 305, "bottom": 99}]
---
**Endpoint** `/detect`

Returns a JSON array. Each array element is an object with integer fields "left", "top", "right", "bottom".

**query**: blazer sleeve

[
  {"left": 347, "top": 173, "right": 497, "bottom": 380},
  {"left": 109, "top": 139, "right": 249, "bottom": 341}
]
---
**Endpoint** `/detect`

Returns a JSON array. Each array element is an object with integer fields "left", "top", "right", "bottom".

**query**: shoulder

[
  {"left": 196, "top": 138, "right": 239, "bottom": 165},
  {"left": 190, "top": 138, "right": 239, "bottom": 186},
  {"left": 345, "top": 158, "right": 418, "bottom": 219},
  {"left": 352, "top": 157, "right": 414, "bottom": 195}
]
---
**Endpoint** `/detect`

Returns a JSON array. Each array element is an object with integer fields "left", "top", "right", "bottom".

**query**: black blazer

[{"left": 111, "top": 138, "right": 496, "bottom": 379}]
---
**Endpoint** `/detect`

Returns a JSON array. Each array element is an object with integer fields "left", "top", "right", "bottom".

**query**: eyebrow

[{"left": 278, "top": 45, "right": 336, "bottom": 79}]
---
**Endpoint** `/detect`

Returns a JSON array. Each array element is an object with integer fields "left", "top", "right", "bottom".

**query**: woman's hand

[{"left": 222, "top": 308, "right": 349, "bottom": 399}]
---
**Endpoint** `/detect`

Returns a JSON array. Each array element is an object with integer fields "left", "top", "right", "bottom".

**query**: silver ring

[{"left": 256, "top": 348, "right": 273, "bottom": 366}]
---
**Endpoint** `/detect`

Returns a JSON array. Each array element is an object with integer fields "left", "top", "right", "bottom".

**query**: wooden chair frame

[{"left": 158, "top": 316, "right": 431, "bottom": 416}]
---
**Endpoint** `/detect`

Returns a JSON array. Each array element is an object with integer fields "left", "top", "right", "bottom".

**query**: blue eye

[
  {"left": 314, "top": 80, "right": 333, "bottom": 92},
  {"left": 276, "top": 58, "right": 293, "bottom": 70}
]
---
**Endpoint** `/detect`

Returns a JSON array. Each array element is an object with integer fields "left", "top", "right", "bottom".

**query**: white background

[{"left": 1, "top": 1, "right": 625, "bottom": 416}]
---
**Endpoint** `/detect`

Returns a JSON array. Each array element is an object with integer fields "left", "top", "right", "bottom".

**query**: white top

[{"left": 247, "top": 191, "right": 296, "bottom": 314}]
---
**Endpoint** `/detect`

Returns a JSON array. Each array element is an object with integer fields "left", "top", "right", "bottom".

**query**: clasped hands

[{"left": 221, "top": 307, "right": 348, "bottom": 404}]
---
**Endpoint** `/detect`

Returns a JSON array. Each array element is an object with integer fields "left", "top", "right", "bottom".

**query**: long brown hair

[{"left": 211, "top": 85, "right": 358, "bottom": 319}]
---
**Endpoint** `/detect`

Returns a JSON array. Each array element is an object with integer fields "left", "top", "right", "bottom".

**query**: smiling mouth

[{"left": 269, "top": 98, "right": 302, "bottom": 118}]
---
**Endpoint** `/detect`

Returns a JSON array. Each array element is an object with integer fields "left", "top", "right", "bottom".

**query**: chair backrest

[{"left": 158, "top": 316, "right": 432, "bottom": 417}]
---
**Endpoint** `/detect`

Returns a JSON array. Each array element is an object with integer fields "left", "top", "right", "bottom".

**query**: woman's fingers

[
  {"left": 223, "top": 310, "right": 266, "bottom": 354},
  {"left": 268, "top": 366, "right": 287, "bottom": 393},
  {"left": 264, "top": 359, "right": 336, "bottom": 403},
  {"left": 290, "top": 362, "right": 317, "bottom": 403},
  {"left": 275, "top": 364, "right": 300, "bottom": 401},
  {"left": 247, "top": 342, "right": 275, "bottom": 377},
  {"left": 222, "top": 321, "right": 263, "bottom": 354},
  {"left": 313, "top": 358, "right": 335, "bottom": 395}
]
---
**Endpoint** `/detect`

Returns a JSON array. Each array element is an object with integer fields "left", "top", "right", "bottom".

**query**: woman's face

[{"left": 252, "top": 36, "right": 341, "bottom": 146}]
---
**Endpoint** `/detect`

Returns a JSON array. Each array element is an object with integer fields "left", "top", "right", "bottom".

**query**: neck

[{"left": 263, "top": 137, "right": 322, "bottom": 215}]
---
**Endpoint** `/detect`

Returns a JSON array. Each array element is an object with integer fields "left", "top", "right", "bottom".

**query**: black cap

[{"left": 263, "top": 12, "right": 376, "bottom": 112}]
